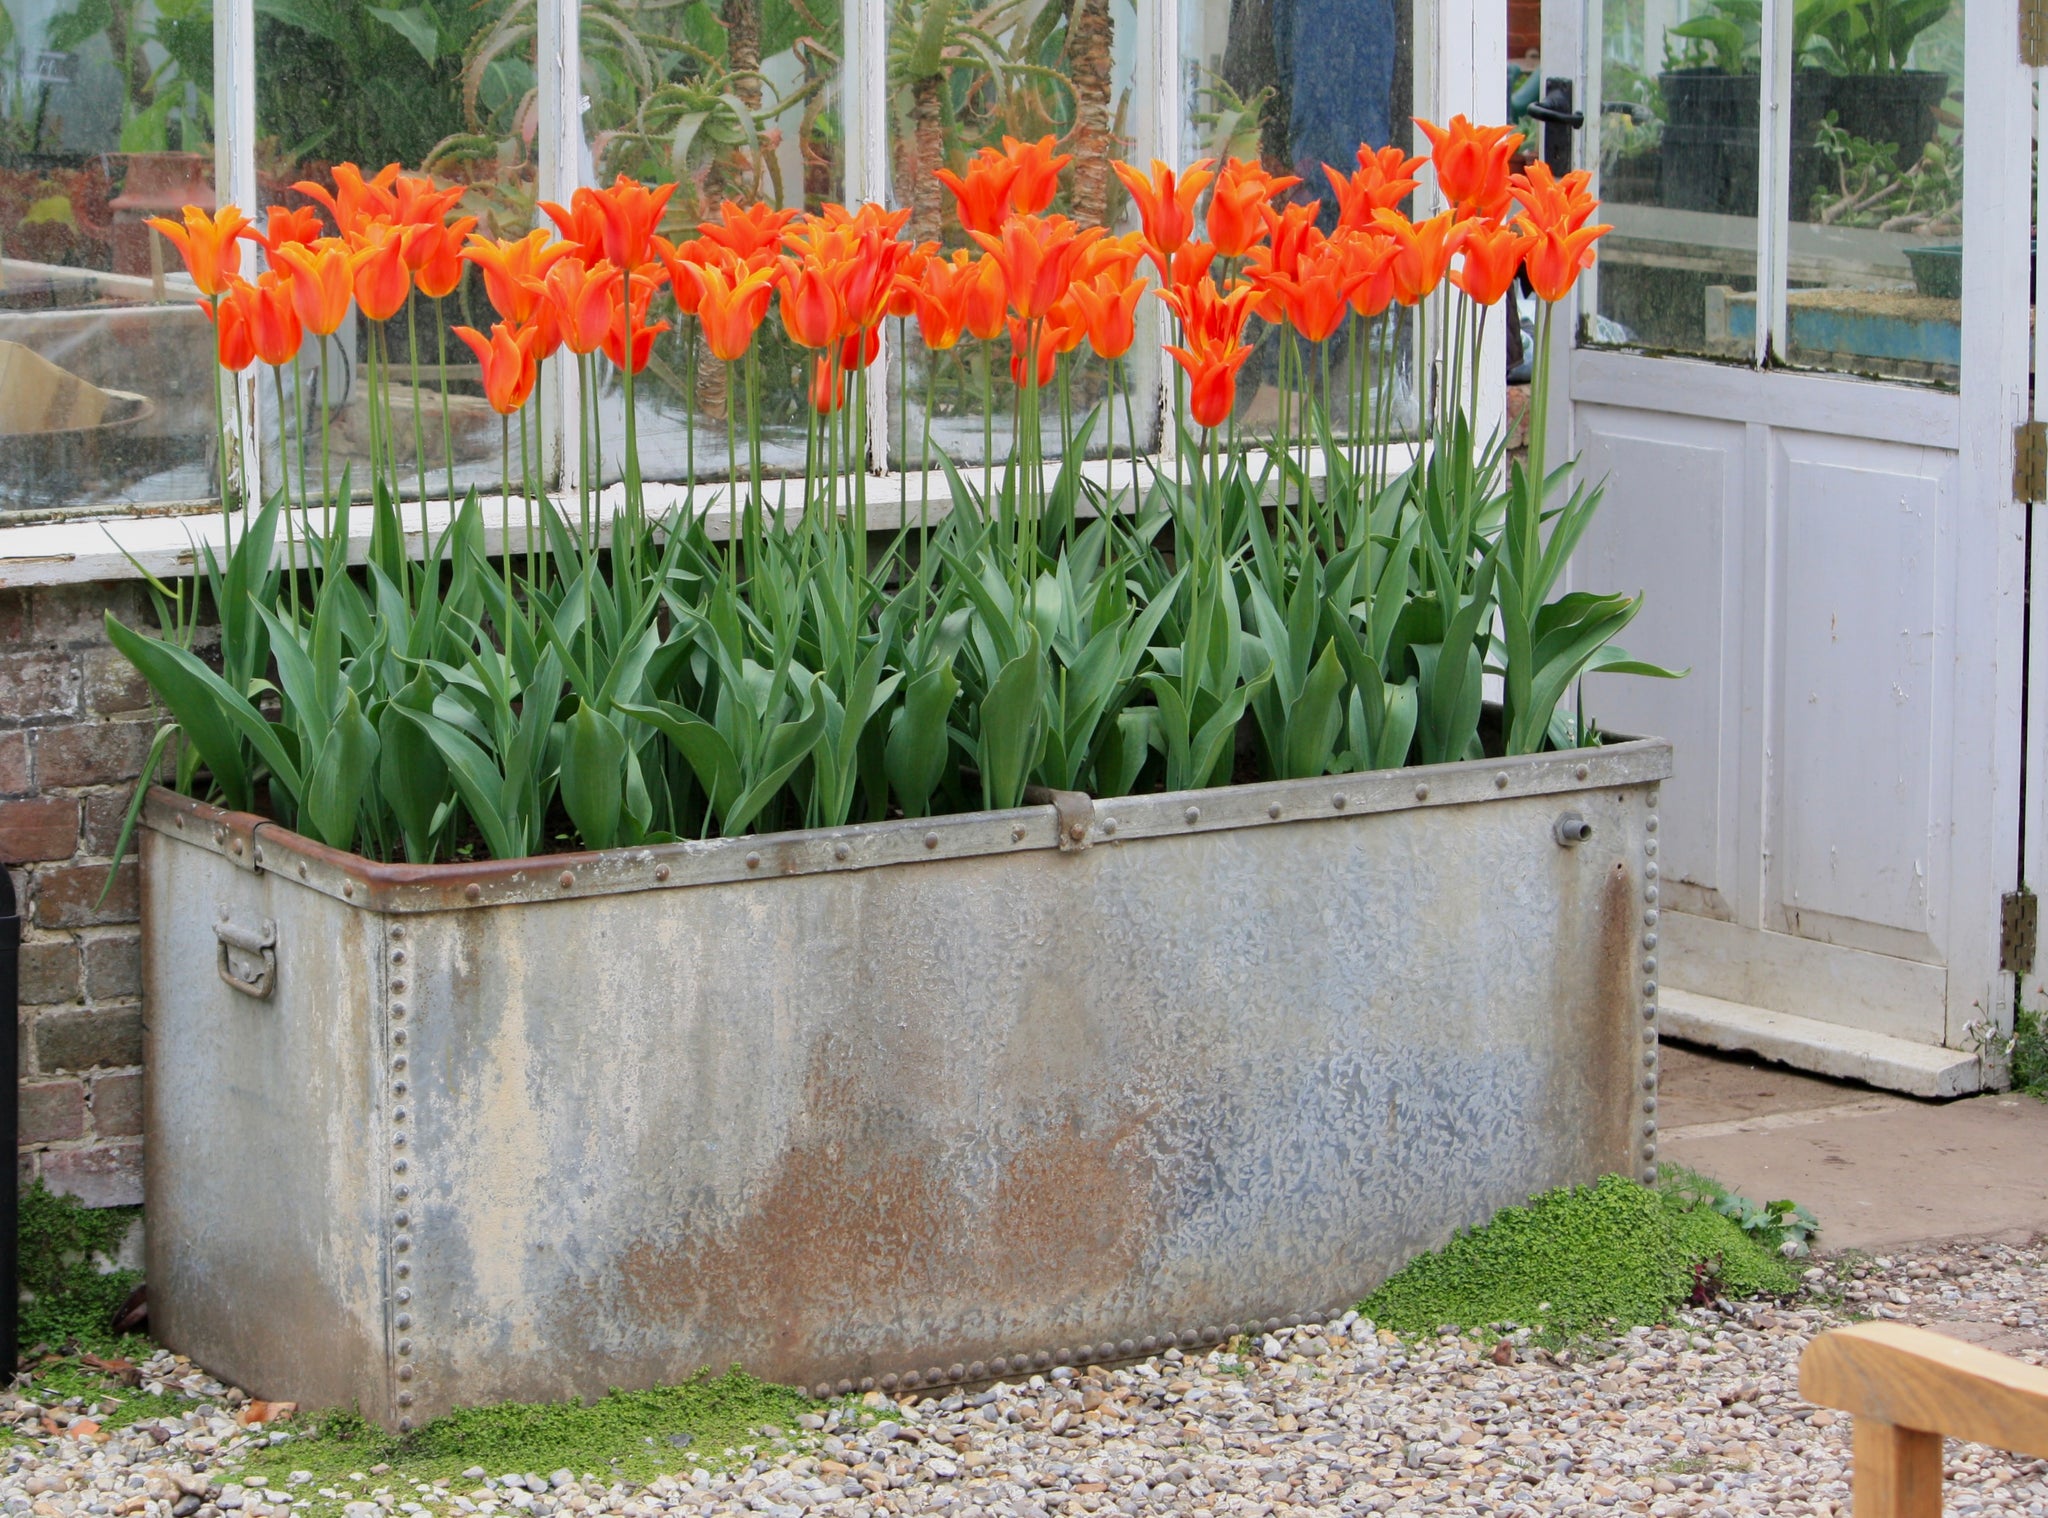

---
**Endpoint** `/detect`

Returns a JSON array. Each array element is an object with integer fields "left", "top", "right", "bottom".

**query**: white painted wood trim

[
  {"left": 536, "top": 0, "right": 583, "bottom": 492},
  {"left": 214, "top": 0, "right": 259, "bottom": 509}
]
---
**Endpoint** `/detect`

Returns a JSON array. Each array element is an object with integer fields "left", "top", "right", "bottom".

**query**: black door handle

[{"left": 1529, "top": 78, "right": 1581, "bottom": 177}]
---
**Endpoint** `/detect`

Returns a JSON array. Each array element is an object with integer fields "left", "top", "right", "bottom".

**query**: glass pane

[
  {"left": 1179, "top": 0, "right": 1420, "bottom": 437},
  {"left": 881, "top": 0, "right": 1156, "bottom": 472},
  {"left": 1586, "top": 0, "right": 1762, "bottom": 356},
  {"left": 1781, "top": 0, "right": 1961, "bottom": 385},
  {"left": 257, "top": 0, "right": 537, "bottom": 507},
  {"left": 588, "top": 0, "right": 845, "bottom": 488},
  {"left": 2, "top": 0, "right": 221, "bottom": 513}
]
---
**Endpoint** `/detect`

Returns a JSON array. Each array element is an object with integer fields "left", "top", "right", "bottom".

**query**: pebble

[{"left": 5, "top": 1245, "right": 2046, "bottom": 1516}]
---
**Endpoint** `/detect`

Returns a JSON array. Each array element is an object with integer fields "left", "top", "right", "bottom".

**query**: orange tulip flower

[
  {"left": 1207, "top": 159, "right": 1299, "bottom": 258},
  {"left": 462, "top": 230, "right": 571, "bottom": 325},
  {"left": 1000, "top": 135, "right": 1071, "bottom": 217},
  {"left": 652, "top": 235, "right": 718, "bottom": 317},
  {"left": 452, "top": 322, "right": 540, "bottom": 415},
  {"left": 1339, "top": 230, "right": 1400, "bottom": 318},
  {"left": 408, "top": 217, "right": 477, "bottom": 300},
  {"left": 1450, "top": 221, "right": 1531, "bottom": 306},
  {"left": 1166, "top": 240, "right": 1218, "bottom": 292},
  {"left": 585, "top": 175, "right": 675, "bottom": 273},
  {"left": 293, "top": 162, "right": 400, "bottom": 239},
  {"left": 546, "top": 258, "right": 622, "bottom": 357},
  {"left": 392, "top": 174, "right": 466, "bottom": 240},
  {"left": 1159, "top": 273, "right": 1255, "bottom": 351},
  {"left": 1261, "top": 242, "right": 1357, "bottom": 342},
  {"left": 1519, "top": 220, "right": 1611, "bottom": 302},
  {"left": 272, "top": 239, "right": 355, "bottom": 336},
  {"left": 1068, "top": 272, "right": 1146, "bottom": 360},
  {"left": 809, "top": 354, "right": 847, "bottom": 414},
  {"left": 207, "top": 282, "right": 258, "bottom": 371},
  {"left": 229, "top": 272, "right": 303, "bottom": 367},
  {"left": 255, "top": 204, "right": 323, "bottom": 255},
  {"left": 971, "top": 214, "right": 1103, "bottom": 321},
  {"left": 961, "top": 254, "right": 1009, "bottom": 342},
  {"left": 839, "top": 323, "right": 881, "bottom": 373},
  {"left": 1510, "top": 162, "right": 1602, "bottom": 234},
  {"left": 695, "top": 264, "right": 778, "bottom": 362},
  {"left": 1078, "top": 230, "right": 1145, "bottom": 287},
  {"left": 1165, "top": 335, "right": 1251, "bottom": 429},
  {"left": 601, "top": 279, "right": 669, "bottom": 373},
  {"left": 1324, "top": 144, "right": 1427, "bottom": 229},
  {"left": 935, "top": 150, "right": 1022, "bottom": 239},
  {"left": 1111, "top": 158, "right": 1215, "bottom": 278},
  {"left": 1415, "top": 115, "right": 1522, "bottom": 219},
  {"left": 540, "top": 189, "right": 609, "bottom": 266},
  {"left": 909, "top": 254, "right": 973, "bottom": 351},
  {"left": 349, "top": 226, "right": 412, "bottom": 322},
  {"left": 702, "top": 199, "right": 801, "bottom": 263},
  {"left": 1375, "top": 208, "right": 1467, "bottom": 306},
  {"left": 778, "top": 259, "right": 844, "bottom": 349},
  {"left": 145, "top": 205, "right": 254, "bottom": 297},
  {"left": 1006, "top": 317, "right": 1058, "bottom": 389}
]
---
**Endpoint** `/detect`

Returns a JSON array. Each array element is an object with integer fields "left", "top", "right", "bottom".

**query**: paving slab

[{"left": 1660, "top": 1041, "right": 2048, "bottom": 1251}]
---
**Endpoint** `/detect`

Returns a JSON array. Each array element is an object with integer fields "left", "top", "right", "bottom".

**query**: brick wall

[{"left": 3, "top": 581, "right": 191, "bottom": 1207}]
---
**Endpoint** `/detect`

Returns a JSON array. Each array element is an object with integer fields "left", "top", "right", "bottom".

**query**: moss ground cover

[
  {"left": 234, "top": 1373, "right": 823, "bottom": 1514},
  {"left": 1359, "top": 1170, "right": 1804, "bottom": 1343},
  {"left": 16, "top": 1180, "right": 143, "bottom": 1354}
]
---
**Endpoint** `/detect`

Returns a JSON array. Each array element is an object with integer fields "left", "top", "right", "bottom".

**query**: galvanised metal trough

[{"left": 141, "top": 736, "right": 1671, "bottom": 1429}]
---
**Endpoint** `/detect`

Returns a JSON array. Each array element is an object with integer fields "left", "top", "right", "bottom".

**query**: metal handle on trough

[{"left": 215, "top": 917, "right": 277, "bottom": 999}]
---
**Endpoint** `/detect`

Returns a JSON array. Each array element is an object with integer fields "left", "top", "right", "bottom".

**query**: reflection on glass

[
  {"left": 2, "top": 0, "right": 220, "bottom": 512},
  {"left": 586, "top": 0, "right": 846, "bottom": 488},
  {"left": 255, "top": 0, "right": 538, "bottom": 504},
  {"left": 1182, "top": 0, "right": 1417, "bottom": 437},
  {"left": 1783, "top": 0, "right": 1960, "bottom": 385},
  {"left": 1587, "top": 0, "right": 1761, "bottom": 355},
  {"left": 881, "top": 0, "right": 1153, "bottom": 469}
]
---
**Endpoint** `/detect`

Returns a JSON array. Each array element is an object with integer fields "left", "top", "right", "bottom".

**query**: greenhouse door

[{"left": 1536, "top": 0, "right": 2033, "bottom": 1093}]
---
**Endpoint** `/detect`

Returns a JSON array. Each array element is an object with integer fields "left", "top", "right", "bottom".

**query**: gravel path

[{"left": 5, "top": 1240, "right": 2046, "bottom": 1518}]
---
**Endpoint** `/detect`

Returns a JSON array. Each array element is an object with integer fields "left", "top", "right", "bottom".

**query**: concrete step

[{"left": 1660, "top": 987, "right": 1983, "bottom": 1099}]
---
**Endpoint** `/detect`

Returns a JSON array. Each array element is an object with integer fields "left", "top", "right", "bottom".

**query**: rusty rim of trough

[{"left": 142, "top": 737, "right": 1671, "bottom": 915}]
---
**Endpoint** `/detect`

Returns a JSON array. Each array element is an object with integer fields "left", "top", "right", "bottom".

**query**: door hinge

[
  {"left": 2025, "top": 0, "right": 2048, "bottom": 65},
  {"left": 2015, "top": 421, "right": 2047, "bottom": 502},
  {"left": 2002, "top": 890, "right": 2038, "bottom": 974}
]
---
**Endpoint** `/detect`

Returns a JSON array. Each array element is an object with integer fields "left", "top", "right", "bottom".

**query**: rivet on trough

[
  {"left": 654, "top": 864, "right": 670, "bottom": 882},
  {"left": 1575, "top": 764, "right": 1590, "bottom": 781},
  {"left": 1643, "top": 955, "right": 1657, "bottom": 973},
  {"left": 397, "top": 1393, "right": 413, "bottom": 1407},
  {"left": 1055, "top": 1349, "right": 1074, "bottom": 1366},
  {"left": 1265, "top": 1318, "right": 1284, "bottom": 1332},
  {"left": 394, "top": 1210, "right": 410, "bottom": 1226},
  {"left": 1101, "top": 818, "right": 1118, "bottom": 836},
  {"left": 1646, "top": 839, "right": 1659, "bottom": 857},
  {"left": 393, "top": 1184, "right": 409, "bottom": 1200},
  {"left": 834, "top": 843, "right": 850, "bottom": 862},
  {"left": 1642, "top": 1073, "right": 1657, "bottom": 1091},
  {"left": 392, "top": 1029, "right": 407, "bottom": 1046},
  {"left": 390, "top": 979, "right": 406, "bottom": 994},
  {"left": 1642, "top": 1120, "right": 1657, "bottom": 1138},
  {"left": 969, "top": 1362, "right": 986, "bottom": 1380},
  {"left": 1223, "top": 1324, "right": 1241, "bottom": 1339},
  {"left": 298, "top": 863, "right": 308, "bottom": 879},
  {"left": 464, "top": 883, "right": 482, "bottom": 902},
  {"left": 1552, "top": 813, "right": 1593, "bottom": 847},
  {"left": 859, "top": 1378, "right": 874, "bottom": 1392},
  {"left": 990, "top": 1357, "right": 1008, "bottom": 1374},
  {"left": 1646, "top": 862, "right": 1660, "bottom": 881},
  {"left": 1414, "top": 783, "right": 1429, "bottom": 801},
  {"left": 1646, "top": 815, "right": 1659, "bottom": 833},
  {"left": 813, "top": 1383, "right": 832, "bottom": 1398},
  {"left": 391, "top": 948, "right": 406, "bottom": 965},
  {"left": 1032, "top": 1352, "right": 1050, "bottom": 1369},
  {"left": 1642, "top": 1005, "right": 1656, "bottom": 1021},
  {"left": 880, "top": 1374, "right": 899, "bottom": 1390},
  {"left": 396, "top": 1313, "right": 412, "bottom": 1330},
  {"left": 343, "top": 883, "right": 354, "bottom": 899},
  {"left": 232, "top": 838, "right": 244, "bottom": 855},
  {"left": 558, "top": 870, "right": 575, "bottom": 889},
  {"left": 1076, "top": 1345, "right": 1094, "bottom": 1362},
  {"left": 1647, "top": 789, "right": 1660, "bottom": 808},
  {"left": 1642, "top": 908, "right": 1659, "bottom": 927},
  {"left": 949, "top": 1363, "right": 965, "bottom": 1381},
  {"left": 395, "top": 1261, "right": 411, "bottom": 1278},
  {"left": 901, "top": 1372, "right": 922, "bottom": 1389},
  {"left": 1068, "top": 822, "right": 1088, "bottom": 841},
  {"left": 1644, "top": 980, "right": 1658, "bottom": 998},
  {"left": 1644, "top": 885, "right": 1660, "bottom": 905},
  {"left": 837, "top": 1380, "right": 854, "bottom": 1396},
  {"left": 1643, "top": 1025, "right": 1657, "bottom": 1043},
  {"left": 1202, "top": 1327, "right": 1221, "bottom": 1344},
  {"left": 1178, "top": 1330, "right": 1199, "bottom": 1348},
  {"left": 398, "top": 1419, "right": 413, "bottom": 1432},
  {"left": 1641, "top": 1166, "right": 1658, "bottom": 1184},
  {"left": 397, "top": 1338, "right": 413, "bottom": 1356},
  {"left": 1643, "top": 931, "right": 1658, "bottom": 950},
  {"left": 1185, "top": 806, "right": 1201, "bottom": 825},
  {"left": 928, "top": 1366, "right": 946, "bottom": 1384},
  {"left": 395, "top": 1288, "right": 410, "bottom": 1305},
  {"left": 925, "top": 832, "right": 941, "bottom": 850},
  {"left": 1138, "top": 1337, "right": 1156, "bottom": 1353},
  {"left": 393, "top": 1158, "right": 409, "bottom": 1175},
  {"left": 746, "top": 853, "right": 761, "bottom": 869},
  {"left": 1642, "top": 1051, "right": 1657, "bottom": 1068},
  {"left": 1643, "top": 1097, "right": 1658, "bottom": 1115},
  {"left": 1267, "top": 802, "right": 1282, "bottom": 819},
  {"left": 393, "top": 1107, "right": 408, "bottom": 1124},
  {"left": 253, "top": 847, "right": 263, "bottom": 865},
  {"left": 1494, "top": 771, "right": 1509, "bottom": 789},
  {"left": 1012, "top": 825, "right": 1027, "bottom": 842},
  {"left": 1118, "top": 1339, "right": 1135, "bottom": 1355}
]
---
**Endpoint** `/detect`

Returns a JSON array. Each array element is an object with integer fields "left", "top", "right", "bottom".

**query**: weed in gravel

[
  {"left": 236, "top": 1371, "right": 821, "bottom": 1515},
  {"left": 2013, "top": 1006, "right": 2048, "bottom": 1097},
  {"left": 1358, "top": 1171, "right": 1803, "bottom": 1343}
]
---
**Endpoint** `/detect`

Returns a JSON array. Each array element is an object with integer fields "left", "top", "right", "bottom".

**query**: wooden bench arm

[{"left": 1801, "top": 1323, "right": 2048, "bottom": 1518}]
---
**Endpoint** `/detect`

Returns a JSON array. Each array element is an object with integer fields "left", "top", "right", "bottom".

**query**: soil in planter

[
  {"left": 233, "top": 1372, "right": 819, "bottom": 1508},
  {"left": 1359, "top": 1170, "right": 1803, "bottom": 1345}
]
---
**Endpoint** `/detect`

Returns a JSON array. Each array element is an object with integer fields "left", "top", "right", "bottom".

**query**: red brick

[
  {"left": 18, "top": 1079, "right": 86, "bottom": 1144},
  {"left": 88, "top": 1071, "right": 143, "bottom": 1139},
  {"left": 35, "top": 1004, "right": 143, "bottom": 1071},
  {"left": 82, "top": 646, "right": 154, "bottom": 717},
  {"left": 0, "top": 590, "right": 30, "bottom": 644},
  {"left": 32, "top": 584, "right": 149, "bottom": 646},
  {"left": 0, "top": 652, "right": 80, "bottom": 721},
  {"left": 30, "top": 861, "right": 137, "bottom": 929},
  {"left": 79, "top": 791, "right": 137, "bottom": 858},
  {"left": 17, "top": 939, "right": 80, "bottom": 1006},
  {"left": 40, "top": 1140, "right": 143, "bottom": 1208},
  {"left": 0, "top": 797, "right": 78, "bottom": 864},
  {"left": 36, "top": 721, "right": 158, "bottom": 789},
  {"left": 0, "top": 733, "right": 28, "bottom": 796},
  {"left": 15, "top": 934, "right": 79, "bottom": 1007},
  {"left": 82, "top": 934, "right": 141, "bottom": 1000}
]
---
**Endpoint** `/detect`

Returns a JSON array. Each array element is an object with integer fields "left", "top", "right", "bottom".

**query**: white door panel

[
  {"left": 1573, "top": 408, "right": 1747, "bottom": 922},
  {"left": 1769, "top": 435, "right": 1954, "bottom": 963}
]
